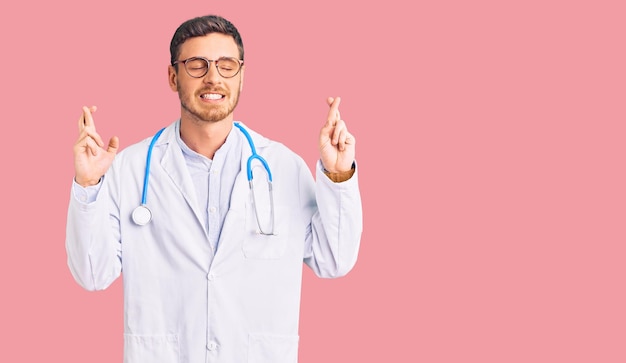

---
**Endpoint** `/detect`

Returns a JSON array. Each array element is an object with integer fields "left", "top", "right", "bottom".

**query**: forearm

[
  {"left": 305, "top": 161, "right": 363, "bottom": 278},
  {"left": 65, "top": 181, "right": 122, "bottom": 291}
]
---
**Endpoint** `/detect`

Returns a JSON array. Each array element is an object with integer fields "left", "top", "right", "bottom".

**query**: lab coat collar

[
  {"left": 232, "top": 121, "right": 271, "bottom": 150},
  {"left": 231, "top": 120, "right": 271, "bottom": 211},
  {"left": 151, "top": 120, "right": 270, "bottom": 149},
  {"left": 155, "top": 121, "right": 208, "bottom": 241}
]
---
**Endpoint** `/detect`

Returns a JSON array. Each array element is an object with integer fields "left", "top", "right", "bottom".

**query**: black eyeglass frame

[{"left": 172, "top": 56, "right": 244, "bottom": 79}]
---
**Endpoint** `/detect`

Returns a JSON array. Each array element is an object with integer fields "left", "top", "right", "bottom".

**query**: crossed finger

[
  {"left": 78, "top": 106, "right": 96, "bottom": 131},
  {"left": 326, "top": 96, "right": 341, "bottom": 127},
  {"left": 78, "top": 106, "right": 104, "bottom": 146},
  {"left": 76, "top": 106, "right": 106, "bottom": 155},
  {"left": 332, "top": 119, "right": 354, "bottom": 151}
]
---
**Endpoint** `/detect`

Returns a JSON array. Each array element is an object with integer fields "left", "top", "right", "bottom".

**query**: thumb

[{"left": 107, "top": 136, "right": 120, "bottom": 154}]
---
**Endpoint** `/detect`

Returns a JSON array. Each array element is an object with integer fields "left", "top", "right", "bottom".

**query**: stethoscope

[{"left": 132, "top": 122, "right": 275, "bottom": 236}]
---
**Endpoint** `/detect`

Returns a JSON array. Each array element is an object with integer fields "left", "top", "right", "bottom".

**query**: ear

[
  {"left": 168, "top": 65, "right": 178, "bottom": 92},
  {"left": 239, "top": 65, "right": 245, "bottom": 92}
]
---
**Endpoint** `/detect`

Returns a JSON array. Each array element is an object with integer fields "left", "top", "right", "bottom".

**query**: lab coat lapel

[
  {"left": 213, "top": 127, "right": 251, "bottom": 260},
  {"left": 228, "top": 130, "right": 253, "bottom": 215},
  {"left": 218, "top": 124, "right": 272, "bottom": 244},
  {"left": 158, "top": 126, "right": 207, "bottom": 234},
  {"left": 228, "top": 122, "right": 269, "bottom": 213}
]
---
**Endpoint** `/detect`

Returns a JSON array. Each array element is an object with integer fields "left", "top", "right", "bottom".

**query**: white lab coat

[{"left": 66, "top": 121, "right": 362, "bottom": 363}]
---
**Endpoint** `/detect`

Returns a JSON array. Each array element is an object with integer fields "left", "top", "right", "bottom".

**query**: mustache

[{"left": 197, "top": 88, "right": 228, "bottom": 95}]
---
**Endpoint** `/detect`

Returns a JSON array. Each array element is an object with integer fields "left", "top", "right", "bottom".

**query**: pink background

[{"left": 1, "top": 0, "right": 625, "bottom": 362}]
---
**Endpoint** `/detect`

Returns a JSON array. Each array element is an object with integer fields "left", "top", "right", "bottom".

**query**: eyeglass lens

[{"left": 184, "top": 57, "right": 241, "bottom": 78}]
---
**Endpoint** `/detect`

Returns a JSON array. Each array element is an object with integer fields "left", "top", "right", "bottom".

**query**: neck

[{"left": 179, "top": 117, "right": 233, "bottom": 159}]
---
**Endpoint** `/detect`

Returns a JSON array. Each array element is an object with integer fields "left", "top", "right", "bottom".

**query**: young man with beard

[{"left": 66, "top": 14, "right": 362, "bottom": 363}]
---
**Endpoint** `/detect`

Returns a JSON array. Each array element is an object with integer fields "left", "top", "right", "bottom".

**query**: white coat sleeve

[
  {"left": 65, "top": 173, "right": 122, "bottom": 291},
  {"left": 303, "top": 160, "right": 363, "bottom": 278}
]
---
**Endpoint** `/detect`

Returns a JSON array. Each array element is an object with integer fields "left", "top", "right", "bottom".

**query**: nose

[{"left": 203, "top": 61, "right": 222, "bottom": 84}]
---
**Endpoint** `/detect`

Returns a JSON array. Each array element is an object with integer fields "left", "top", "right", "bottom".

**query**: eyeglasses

[{"left": 173, "top": 56, "right": 243, "bottom": 79}]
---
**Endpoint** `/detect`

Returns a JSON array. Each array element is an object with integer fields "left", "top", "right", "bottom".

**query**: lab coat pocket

[
  {"left": 248, "top": 332, "right": 299, "bottom": 363},
  {"left": 124, "top": 334, "right": 179, "bottom": 363},
  {"left": 242, "top": 206, "right": 289, "bottom": 259}
]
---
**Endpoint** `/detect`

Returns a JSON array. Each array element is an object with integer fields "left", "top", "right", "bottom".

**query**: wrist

[
  {"left": 75, "top": 176, "right": 102, "bottom": 187},
  {"left": 323, "top": 162, "right": 355, "bottom": 183}
]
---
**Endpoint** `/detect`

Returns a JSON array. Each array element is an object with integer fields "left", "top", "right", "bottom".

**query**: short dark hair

[{"left": 170, "top": 15, "right": 244, "bottom": 66}]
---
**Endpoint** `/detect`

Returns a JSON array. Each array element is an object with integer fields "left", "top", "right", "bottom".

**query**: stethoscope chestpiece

[
  {"left": 132, "top": 205, "right": 152, "bottom": 226},
  {"left": 132, "top": 127, "right": 166, "bottom": 226}
]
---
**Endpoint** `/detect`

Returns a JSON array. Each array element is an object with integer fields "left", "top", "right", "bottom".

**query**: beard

[{"left": 178, "top": 81, "right": 241, "bottom": 123}]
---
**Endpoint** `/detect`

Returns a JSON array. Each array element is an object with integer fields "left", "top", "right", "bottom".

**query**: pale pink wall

[{"left": 1, "top": 1, "right": 625, "bottom": 362}]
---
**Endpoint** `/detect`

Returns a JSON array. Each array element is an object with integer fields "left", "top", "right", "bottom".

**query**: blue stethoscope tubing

[
  {"left": 132, "top": 123, "right": 275, "bottom": 234},
  {"left": 234, "top": 122, "right": 275, "bottom": 235},
  {"left": 234, "top": 122, "right": 272, "bottom": 182}
]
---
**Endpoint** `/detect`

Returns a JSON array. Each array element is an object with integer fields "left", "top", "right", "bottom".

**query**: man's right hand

[{"left": 73, "top": 106, "right": 119, "bottom": 187}]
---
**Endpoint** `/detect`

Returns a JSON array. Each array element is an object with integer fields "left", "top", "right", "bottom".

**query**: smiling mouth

[{"left": 201, "top": 93, "right": 224, "bottom": 100}]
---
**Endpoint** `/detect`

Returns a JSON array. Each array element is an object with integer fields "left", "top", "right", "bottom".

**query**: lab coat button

[
  {"left": 207, "top": 273, "right": 215, "bottom": 281},
  {"left": 207, "top": 342, "right": 218, "bottom": 351},
  {"left": 209, "top": 206, "right": 217, "bottom": 213}
]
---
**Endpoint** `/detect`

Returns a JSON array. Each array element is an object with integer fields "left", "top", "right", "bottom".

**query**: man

[{"left": 66, "top": 14, "right": 362, "bottom": 363}]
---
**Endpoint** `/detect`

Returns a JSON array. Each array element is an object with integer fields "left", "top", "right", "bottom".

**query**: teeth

[{"left": 202, "top": 93, "right": 223, "bottom": 100}]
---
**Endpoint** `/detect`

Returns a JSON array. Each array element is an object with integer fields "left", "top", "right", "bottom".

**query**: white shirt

[{"left": 175, "top": 121, "right": 242, "bottom": 250}]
